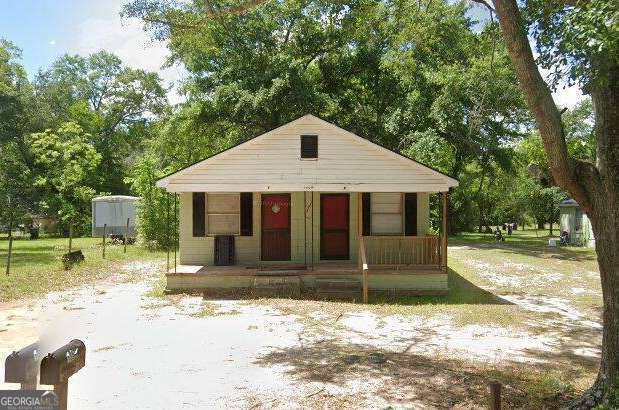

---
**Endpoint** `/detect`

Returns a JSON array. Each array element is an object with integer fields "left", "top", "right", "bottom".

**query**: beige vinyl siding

[
  {"left": 163, "top": 115, "right": 454, "bottom": 193},
  {"left": 178, "top": 191, "right": 430, "bottom": 265}
]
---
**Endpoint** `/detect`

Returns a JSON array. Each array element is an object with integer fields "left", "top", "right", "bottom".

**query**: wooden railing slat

[{"left": 362, "top": 235, "right": 441, "bottom": 269}]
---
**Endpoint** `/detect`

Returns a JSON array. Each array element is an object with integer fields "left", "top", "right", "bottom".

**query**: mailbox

[
  {"left": 40, "top": 339, "right": 86, "bottom": 385},
  {"left": 4, "top": 342, "right": 40, "bottom": 386}
]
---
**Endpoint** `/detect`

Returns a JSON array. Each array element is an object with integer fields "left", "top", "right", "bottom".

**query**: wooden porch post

[
  {"left": 358, "top": 192, "right": 368, "bottom": 303},
  {"left": 357, "top": 192, "right": 362, "bottom": 258},
  {"left": 441, "top": 191, "right": 448, "bottom": 272}
]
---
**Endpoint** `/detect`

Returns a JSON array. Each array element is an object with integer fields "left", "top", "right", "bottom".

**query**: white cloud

[
  {"left": 538, "top": 66, "right": 586, "bottom": 109},
  {"left": 552, "top": 84, "right": 585, "bottom": 109},
  {"left": 69, "top": 0, "right": 187, "bottom": 105},
  {"left": 49, "top": 40, "right": 56, "bottom": 46}
]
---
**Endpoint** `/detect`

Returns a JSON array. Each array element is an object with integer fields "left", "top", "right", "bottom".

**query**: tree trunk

[
  {"left": 580, "top": 58, "right": 619, "bottom": 406},
  {"left": 549, "top": 221, "right": 553, "bottom": 236},
  {"left": 492, "top": 0, "right": 619, "bottom": 405}
]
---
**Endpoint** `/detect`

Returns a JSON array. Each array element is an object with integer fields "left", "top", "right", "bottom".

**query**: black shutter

[
  {"left": 240, "top": 192, "right": 253, "bottom": 236},
  {"left": 405, "top": 193, "right": 417, "bottom": 236},
  {"left": 300, "top": 135, "right": 318, "bottom": 158},
  {"left": 192, "top": 192, "right": 205, "bottom": 237},
  {"left": 362, "top": 193, "right": 371, "bottom": 236}
]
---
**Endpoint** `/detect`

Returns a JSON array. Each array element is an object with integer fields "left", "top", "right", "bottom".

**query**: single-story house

[
  {"left": 559, "top": 199, "right": 595, "bottom": 248},
  {"left": 157, "top": 114, "right": 459, "bottom": 300}
]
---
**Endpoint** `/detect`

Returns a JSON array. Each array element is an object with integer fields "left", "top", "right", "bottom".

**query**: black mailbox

[
  {"left": 4, "top": 342, "right": 41, "bottom": 385},
  {"left": 40, "top": 339, "right": 86, "bottom": 385}
]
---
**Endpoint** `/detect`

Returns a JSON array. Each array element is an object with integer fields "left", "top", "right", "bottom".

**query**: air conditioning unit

[{"left": 214, "top": 235, "right": 235, "bottom": 266}]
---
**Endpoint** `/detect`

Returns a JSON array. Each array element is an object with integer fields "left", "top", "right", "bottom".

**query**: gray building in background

[
  {"left": 559, "top": 199, "right": 595, "bottom": 248},
  {"left": 92, "top": 196, "right": 139, "bottom": 237}
]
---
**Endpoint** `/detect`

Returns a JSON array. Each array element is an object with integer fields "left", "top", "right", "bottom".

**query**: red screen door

[
  {"left": 261, "top": 194, "right": 291, "bottom": 261},
  {"left": 320, "top": 194, "right": 349, "bottom": 260}
]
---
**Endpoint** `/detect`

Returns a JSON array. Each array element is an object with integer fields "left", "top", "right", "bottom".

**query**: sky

[
  {"left": 0, "top": 0, "right": 186, "bottom": 103},
  {"left": 1, "top": 0, "right": 584, "bottom": 108}
]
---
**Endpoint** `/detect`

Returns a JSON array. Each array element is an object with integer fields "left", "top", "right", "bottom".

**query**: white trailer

[{"left": 91, "top": 196, "right": 139, "bottom": 237}]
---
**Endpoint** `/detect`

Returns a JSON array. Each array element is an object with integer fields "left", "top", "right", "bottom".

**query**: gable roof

[{"left": 157, "top": 114, "right": 459, "bottom": 193}]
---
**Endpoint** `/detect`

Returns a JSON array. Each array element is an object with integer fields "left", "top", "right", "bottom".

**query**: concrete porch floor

[{"left": 166, "top": 263, "right": 445, "bottom": 277}]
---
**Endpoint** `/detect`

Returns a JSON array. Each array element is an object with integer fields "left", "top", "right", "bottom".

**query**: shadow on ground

[
  {"left": 450, "top": 235, "right": 597, "bottom": 263},
  {"left": 371, "top": 268, "right": 514, "bottom": 306},
  {"left": 201, "top": 269, "right": 514, "bottom": 306},
  {"left": 253, "top": 339, "right": 573, "bottom": 409}
]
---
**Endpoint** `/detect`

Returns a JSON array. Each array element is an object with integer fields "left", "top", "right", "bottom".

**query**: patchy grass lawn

[
  {"left": 244, "top": 228, "right": 602, "bottom": 407},
  {"left": 0, "top": 236, "right": 165, "bottom": 302},
  {"left": 0, "top": 228, "right": 602, "bottom": 408}
]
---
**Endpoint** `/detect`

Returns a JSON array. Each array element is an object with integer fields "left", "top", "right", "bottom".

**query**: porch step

[
  {"left": 315, "top": 278, "right": 362, "bottom": 300},
  {"left": 253, "top": 276, "right": 301, "bottom": 298}
]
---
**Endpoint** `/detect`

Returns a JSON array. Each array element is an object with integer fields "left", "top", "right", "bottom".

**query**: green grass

[
  {"left": 449, "top": 228, "right": 601, "bottom": 312},
  {"left": 0, "top": 236, "right": 165, "bottom": 302}
]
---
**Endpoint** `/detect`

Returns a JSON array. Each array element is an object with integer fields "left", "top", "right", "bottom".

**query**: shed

[
  {"left": 91, "top": 196, "right": 139, "bottom": 237},
  {"left": 559, "top": 199, "right": 595, "bottom": 247}
]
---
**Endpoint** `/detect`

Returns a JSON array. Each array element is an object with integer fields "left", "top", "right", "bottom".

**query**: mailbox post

[
  {"left": 4, "top": 342, "right": 41, "bottom": 389},
  {"left": 40, "top": 339, "right": 86, "bottom": 410}
]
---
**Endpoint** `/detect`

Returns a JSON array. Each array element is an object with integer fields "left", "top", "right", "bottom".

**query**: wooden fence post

[
  {"left": 124, "top": 217, "right": 129, "bottom": 253},
  {"left": 489, "top": 381, "right": 501, "bottom": 410},
  {"left": 68, "top": 221, "right": 73, "bottom": 253},
  {"left": 6, "top": 216, "right": 13, "bottom": 276},
  {"left": 102, "top": 223, "right": 106, "bottom": 259}
]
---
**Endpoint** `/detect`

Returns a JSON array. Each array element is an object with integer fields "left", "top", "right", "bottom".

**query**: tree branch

[
  {"left": 491, "top": 0, "right": 593, "bottom": 211},
  {"left": 469, "top": 0, "right": 495, "bottom": 13},
  {"left": 203, "top": 0, "right": 270, "bottom": 18},
  {"left": 143, "top": 0, "right": 270, "bottom": 30}
]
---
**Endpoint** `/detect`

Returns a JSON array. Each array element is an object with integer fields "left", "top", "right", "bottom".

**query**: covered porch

[{"left": 165, "top": 191, "right": 450, "bottom": 302}]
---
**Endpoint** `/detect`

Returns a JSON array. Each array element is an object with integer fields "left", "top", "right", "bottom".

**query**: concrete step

[
  {"left": 315, "top": 278, "right": 362, "bottom": 300},
  {"left": 253, "top": 276, "right": 301, "bottom": 298}
]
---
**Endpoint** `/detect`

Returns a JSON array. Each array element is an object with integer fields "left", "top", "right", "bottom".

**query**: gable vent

[{"left": 300, "top": 135, "right": 318, "bottom": 159}]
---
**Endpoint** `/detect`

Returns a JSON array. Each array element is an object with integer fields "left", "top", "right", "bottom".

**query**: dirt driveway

[{"left": 0, "top": 241, "right": 603, "bottom": 409}]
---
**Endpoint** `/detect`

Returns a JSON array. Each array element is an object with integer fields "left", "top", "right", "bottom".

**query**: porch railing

[
  {"left": 358, "top": 235, "right": 443, "bottom": 303},
  {"left": 362, "top": 235, "right": 442, "bottom": 268}
]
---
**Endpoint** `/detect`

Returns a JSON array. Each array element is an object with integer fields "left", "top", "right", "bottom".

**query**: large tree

[
  {"left": 29, "top": 122, "right": 101, "bottom": 233},
  {"left": 0, "top": 40, "right": 41, "bottom": 221},
  {"left": 35, "top": 51, "right": 167, "bottom": 193},
  {"left": 126, "top": 0, "right": 528, "bottom": 233},
  {"left": 482, "top": 0, "right": 618, "bottom": 405}
]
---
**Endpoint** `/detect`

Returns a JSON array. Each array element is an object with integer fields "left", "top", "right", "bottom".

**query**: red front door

[
  {"left": 321, "top": 194, "right": 349, "bottom": 260},
  {"left": 261, "top": 194, "right": 291, "bottom": 261}
]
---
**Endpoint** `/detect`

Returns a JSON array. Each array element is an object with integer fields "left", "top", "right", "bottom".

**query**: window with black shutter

[
  {"left": 362, "top": 193, "right": 371, "bottom": 236},
  {"left": 404, "top": 193, "right": 418, "bottom": 236},
  {"left": 192, "top": 192, "right": 206, "bottom": 237},
  {"left": 300, "top": 135, "right": 318, "bottom": 159},
  {"left": 240, "top": 192, "right": 253, "bottom": 236}
]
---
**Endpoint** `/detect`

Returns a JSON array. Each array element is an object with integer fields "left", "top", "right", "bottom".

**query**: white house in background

[
  {"left": 559, "top": 199, "right": 595, "bottom": 248},
  {"left": 156, "top": 114, "right": 459, "bottom": 300}
]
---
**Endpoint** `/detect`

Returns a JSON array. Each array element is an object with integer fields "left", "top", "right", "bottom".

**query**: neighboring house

[
  {"left": 157, "top": 114, "right": 459, "bottom": 300},
  {"left": 559, "top": 199, "right": 595, "bottom": 248},
  {"left": 30, "top": 215, "right": 57, "bottom": 233}
]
